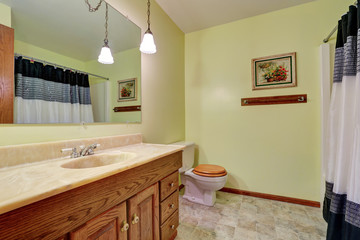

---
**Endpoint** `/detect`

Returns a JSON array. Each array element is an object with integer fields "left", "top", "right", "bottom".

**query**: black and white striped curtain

[
  {"left": 323, "top": 3, "right": 360, "bottom": 240},
  {"left": 14, "top": 57, "right": 94, "bottom": 124}
]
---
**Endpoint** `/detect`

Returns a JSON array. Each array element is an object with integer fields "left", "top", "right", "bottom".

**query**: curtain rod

[
  {"left": 323, "top": 1, "right": 357, "bottom": 43},
  {"left": 14, "top": 53, "right": 109, "bottom": 81}
]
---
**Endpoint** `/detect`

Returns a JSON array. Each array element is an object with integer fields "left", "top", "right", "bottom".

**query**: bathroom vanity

[{"left": 0, "top": 134, "right": 183, "bottom": 240}]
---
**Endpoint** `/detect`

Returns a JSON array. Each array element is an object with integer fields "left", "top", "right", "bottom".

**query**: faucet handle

[
  {"left": 87, "top": 144, "right": 100, "bottom": 155},
  {"left": 61, "top": 147, "right": 79, "bottom": 158},
  {"left": 92, "top": 143, "right": 100, "bottom": 148}
]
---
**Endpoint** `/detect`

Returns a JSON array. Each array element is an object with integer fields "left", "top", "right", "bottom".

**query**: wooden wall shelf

[
  {"left": 113, "top": 105, "right": 141, "bottom": 112},
  {"left": 241, "top": 94, "right": 307, "bottom": 106}
]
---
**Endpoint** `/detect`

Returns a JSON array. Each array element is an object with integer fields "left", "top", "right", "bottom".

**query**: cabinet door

[
  {"left": 70, "top": 202, "right": 128, "bottom": 240},
  {"left": 0, "top": 24, "right": 14, "bottom": 123},
  {"left": 128, "top": 183, "right": 160, "bottom": 240}
]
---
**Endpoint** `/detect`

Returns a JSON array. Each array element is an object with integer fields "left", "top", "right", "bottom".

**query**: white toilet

[{"left": 172, "top": 142, "right": 228, "bottom": 206}]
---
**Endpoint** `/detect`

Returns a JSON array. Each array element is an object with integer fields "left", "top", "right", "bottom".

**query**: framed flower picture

[
  {"left": 117, "top": 78, "right": 137, "bottom": 102},
  {"left": 252, "top": 52, "right": 296, "bottom": 90}
]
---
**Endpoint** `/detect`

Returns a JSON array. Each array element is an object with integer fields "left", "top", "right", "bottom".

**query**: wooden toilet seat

[{"left": 193, "top": 164, "right": 227, "bottom": 177}]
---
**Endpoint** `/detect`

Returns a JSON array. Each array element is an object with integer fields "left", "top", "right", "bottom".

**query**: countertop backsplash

[{"left": 0, "top": 134, "right": 142, "bottom": 168}]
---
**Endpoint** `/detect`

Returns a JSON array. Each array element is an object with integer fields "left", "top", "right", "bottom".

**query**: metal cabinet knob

[
  {"left": 121, "top": 221, "right": 129, "bottom": 232},
  {"left": 170, "top": 203, "right": 175, "bottom": 209},
  {"left": 170, "top": 182, "right": 174, "bottom": 187},
  {"left": 171, "top": 225, "right": 175, "bottom": 229},
  {"left": 132, "top": 213, "right": 139, "bottom": 224}
]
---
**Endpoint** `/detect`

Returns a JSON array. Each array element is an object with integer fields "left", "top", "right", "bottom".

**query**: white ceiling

[
  {"left": 155, "top": 0, "right": 316, "bottom": 33},
  {"left": 0, "top": 0, "right": 140, "bottom": 61}
]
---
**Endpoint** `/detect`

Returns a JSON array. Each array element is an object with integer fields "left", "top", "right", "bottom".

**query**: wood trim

[
  {"left": 220, "top": 187, "right": 320, "bottom": 208},
  {"left": 168, "top": 230, "right": 177, "bottom": 240},
  {"left": 0, "top": 151, "right": 182, "bottom": 240},
  {"left": 179, "top": 184, "right": 184, "bottom": 191},
  {"left": 0, "top": 24, "right": 14, "bottom": 123},
  {"left": 241, "top": 94, "right": 307, "bottom": 106},
  {"left": 113, "top": 105, "right": 141, "bottom": 112}
]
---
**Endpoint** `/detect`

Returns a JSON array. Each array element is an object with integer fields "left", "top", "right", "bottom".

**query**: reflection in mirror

[{"left": 0, "top": 0, "right": 141, "bottom": 124}]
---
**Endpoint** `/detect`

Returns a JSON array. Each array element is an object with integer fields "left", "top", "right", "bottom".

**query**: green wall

[
  {"left": 0, "top": 3, "right": 11, "bottom": 27},
  {"left": 185, "top": 0, "right": 354, "bottom": 201}
]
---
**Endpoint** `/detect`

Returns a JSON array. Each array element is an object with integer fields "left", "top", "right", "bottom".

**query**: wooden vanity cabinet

[
  {"left": 159, "top": 171, "right": 179, "bottom": 240},
  {"left": 70, "top": 183, "right": 160, "bottom": 240},
  {"left": 70, "top": 202, "right": 128, "bottom": 240},
  {"left": 70, "top": 181, "right": 166, "bottom": 240},
  {"left": 0, "top": 151, "right": 182, "bottom": 240},
  {"left": 128, "top": 183, "right": 159, "bottom": 240}
]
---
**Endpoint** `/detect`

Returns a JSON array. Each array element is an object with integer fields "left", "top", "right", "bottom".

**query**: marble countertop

[{"left": 0, "top": 143, "right": 184, "bottom": 215}]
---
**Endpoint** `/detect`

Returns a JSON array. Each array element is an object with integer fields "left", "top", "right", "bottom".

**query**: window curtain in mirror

[
  {"left": 323, "top": 3, "right": 360, "bottom": 240},
  {"left": 14, "top": 57, "right": 94, "bottom": 124}
]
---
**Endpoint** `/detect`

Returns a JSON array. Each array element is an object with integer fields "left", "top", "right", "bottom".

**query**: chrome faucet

[
  {"left": 61, "top": 143, "right": 100, "bottom": 158},
  {"left": 79, "top": 143, "right": 100, "bottom": 156},
  {"left": 61, "top": 147, "right": 79, "bottom": 158}
]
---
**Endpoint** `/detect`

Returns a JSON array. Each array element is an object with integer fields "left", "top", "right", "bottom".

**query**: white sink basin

[{"left": 61, "top": 152, "right": 136, "bottom": 169}]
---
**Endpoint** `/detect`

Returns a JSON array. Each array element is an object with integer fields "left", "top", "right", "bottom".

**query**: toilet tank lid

[{"left": 170, "top": 141, "right": 195, "bottom": 147}]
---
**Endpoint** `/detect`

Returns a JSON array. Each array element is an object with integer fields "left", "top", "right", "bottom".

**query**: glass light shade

[
  {"left": 98, "top": 45, "right": 114, "bottom": 64},
  {"left": 140, "top": 31, "right": 157, "bottom": 54}
]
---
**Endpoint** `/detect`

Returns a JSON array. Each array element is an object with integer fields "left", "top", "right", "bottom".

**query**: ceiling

[
  {"left": 155, "top": 0, "right": 316, "bottom": 33},
  {"left": 0, "top": 0, "right": 140, "bottom": 61}
]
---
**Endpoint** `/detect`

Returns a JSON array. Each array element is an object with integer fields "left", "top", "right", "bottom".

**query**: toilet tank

[{"left": 171, "top": 141, "right": 195, "bottom": 173}]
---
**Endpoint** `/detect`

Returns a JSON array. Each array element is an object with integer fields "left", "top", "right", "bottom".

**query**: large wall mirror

[{"left": 0, "top": 0, "right": 141, "bottom": 124}]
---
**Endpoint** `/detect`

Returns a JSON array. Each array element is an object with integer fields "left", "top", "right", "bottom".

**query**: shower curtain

[
  {"left": 323, "top": 3, "right": 360, "bottom": 240},
  {"left": 14, "top": 57, "right": 94, "bottom": 124}
]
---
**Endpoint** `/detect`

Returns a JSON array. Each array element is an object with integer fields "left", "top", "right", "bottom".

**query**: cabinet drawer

[
  {"left": 160, "top": 210, "right": 179, "bottom": 240},
  {"left": 160, "top": 171, "right": 179, "bottom": 201},
  {"left": 160, "top": 190, "right": 179, "bottom": 223}
]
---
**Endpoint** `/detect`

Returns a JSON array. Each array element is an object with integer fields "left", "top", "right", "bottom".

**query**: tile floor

[{"left": 175, "top": 191, "right": 327, "bottom": 240}]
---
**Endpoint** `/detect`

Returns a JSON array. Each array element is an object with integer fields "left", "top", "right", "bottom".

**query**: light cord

[
  {"left": 84, "top": 0, "right": 103, "bottom": 12},
  {"left": 147, "top": 0, "right": 151, "bottom": 30},
  {"left": 104, "top": 3, "right": 109, "bottom": 45}
]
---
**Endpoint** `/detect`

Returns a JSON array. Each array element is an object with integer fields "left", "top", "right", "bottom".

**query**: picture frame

[
  {"left": 252, "top": 52, "right": 296, "bottom": 90},
  {"left": 117, "top": 78, "right": 137, "bottom": 102}
]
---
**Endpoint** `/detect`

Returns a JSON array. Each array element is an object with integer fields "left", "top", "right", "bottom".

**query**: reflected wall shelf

[
  {"left": 113, "top": 105, "right": 141, "bottom": 112},
  {"left": 241, "top": 94, "right": 307, "bottom": 106}
]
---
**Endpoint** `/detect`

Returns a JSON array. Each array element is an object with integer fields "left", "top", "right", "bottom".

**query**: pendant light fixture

[
  {"left": 140, "top": 0, "right": 157, "bottom": 54},
  {"left": 98, "top": 3, "right": 114, "bottom": 64}
]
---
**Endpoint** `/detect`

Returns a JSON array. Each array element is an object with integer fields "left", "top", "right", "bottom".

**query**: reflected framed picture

[
  {"left": 252, "top": 52, "right": 296, "bottom": 90},
  {"left": 117, "top": 78, "right": 137, "bottom": 102}
]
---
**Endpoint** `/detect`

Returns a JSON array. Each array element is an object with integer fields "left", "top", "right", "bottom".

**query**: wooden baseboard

[
  {"left": 220, "top": 187, "right": 320, "bottom": 208},
  {"left": 180, "top": 184, "right": 319, "bottom": 208}
]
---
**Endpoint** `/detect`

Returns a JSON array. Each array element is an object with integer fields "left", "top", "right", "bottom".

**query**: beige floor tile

[
  {"left": 256, "top": 223, "right": 276, "bottom": 238},
  {"left": 233, "top": 227, "right": 257, "bottom": 240},
  {"left": 214, "top": 224, "right": 235, "bottom": 239},
  {"left": 276, "top": 226, "right": 299, "bottom": 240},
  {"left": 176, "top": 191, "right": 326, "bottom": 240}
]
